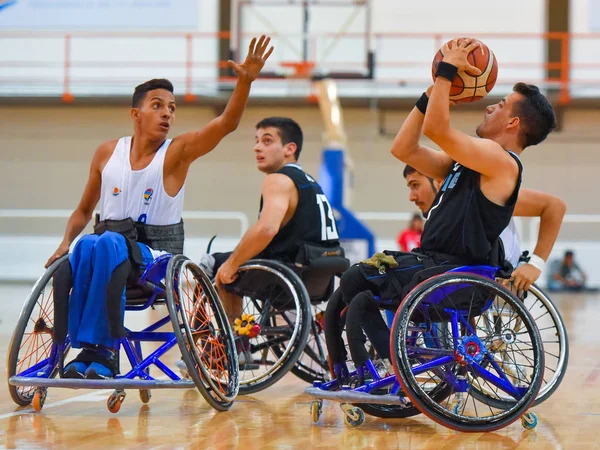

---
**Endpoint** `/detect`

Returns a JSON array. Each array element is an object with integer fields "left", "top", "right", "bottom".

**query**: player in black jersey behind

[
  {"left": 327, "top": 38, "right": 557, "bottom": 383},
  {"left": 212, "top": 116, "right": 340, "bottom": 284},
  {"left": 194, "top": 117, "right": 341, "bottom": 365}
]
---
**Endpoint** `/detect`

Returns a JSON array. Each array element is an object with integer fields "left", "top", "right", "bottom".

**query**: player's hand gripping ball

[{"left": 432, "top": 37, "right": 498, "bottom": 103}]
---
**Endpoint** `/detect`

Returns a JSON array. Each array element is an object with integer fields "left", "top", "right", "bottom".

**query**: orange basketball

[{"left": 431, "top": 38, "right": 498, "bottom": 103}]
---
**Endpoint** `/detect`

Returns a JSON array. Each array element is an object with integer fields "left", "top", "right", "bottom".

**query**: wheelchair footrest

[
  {"left": 9, "top": 376, "right": 196, "bottom": 390},
  {"left": 304, "top": 387, "right": 405, "bottom": 405}
]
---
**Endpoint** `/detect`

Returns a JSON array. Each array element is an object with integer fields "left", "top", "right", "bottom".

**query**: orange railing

[{"left": 1, "top": 31, "right": 598, "bottom": 104}]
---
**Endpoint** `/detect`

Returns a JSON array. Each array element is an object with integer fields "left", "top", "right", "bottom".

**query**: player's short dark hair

[
  {"left": 565, "top": 250, "right": 574, "bottom": 258},
  {"left": 512, "top": 83, "right": 557, "bottom": 149},
  {"left": 403, "top": 164, "right": 438, "bottom": 193},
  {"left": 256, "top": 117, "right": 304, "bottom": 160},
  {"left": 403, "top": 165, "right": 417, "bottom": 178},
  {"left": 132, "top": 78, "right": 174, "bottom": 108}
]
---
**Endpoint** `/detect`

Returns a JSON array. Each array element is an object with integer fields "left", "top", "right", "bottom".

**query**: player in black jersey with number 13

[{"left": 194, "top": 118, "right": 341, "bottom": 358}]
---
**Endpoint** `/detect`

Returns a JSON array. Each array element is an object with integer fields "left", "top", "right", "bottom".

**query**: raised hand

[
  {"left": 441, "top": 38, "right": 482, "bottom": 75},
  {"left": 228, "top": 35, "right": 274, "bottom": 83}
]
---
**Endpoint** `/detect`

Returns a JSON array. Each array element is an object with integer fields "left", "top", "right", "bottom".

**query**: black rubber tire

[
  {"left": 235, "top": 259, "right": 312, "bottom": 395},
  {"left": 7, "top": 254, "right": 70, "bottom": 406},
  {"left": 390, "top": 272, "right": 544, "bottom": 433}
]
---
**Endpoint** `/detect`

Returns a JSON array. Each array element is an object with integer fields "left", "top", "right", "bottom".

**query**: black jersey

[
  {"left": 419, "top": 152, "right": 523, "bottom": 264},
  {"left": 259, "top": 164, "right": 340, "bottom": 262}
]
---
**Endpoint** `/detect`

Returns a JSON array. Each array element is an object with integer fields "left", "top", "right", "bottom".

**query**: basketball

[{"left": 431, "top": 38, "right": 498, "bottom": 103}]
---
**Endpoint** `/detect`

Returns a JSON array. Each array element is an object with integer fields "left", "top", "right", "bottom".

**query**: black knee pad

[
  {"left": 53, "top": 259, "right": 73, "bottom": 346},
  {"left": 106, "top": 259, "right": 132, "bottom": 339}
]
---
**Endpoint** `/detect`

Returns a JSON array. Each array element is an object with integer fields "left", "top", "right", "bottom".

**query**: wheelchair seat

[
  {"left": 295, "top": 256, "right": 349, "bottom": 303},
  {"left": 124, "top": 253, "right": 171, "bottom": 308},
  {"left": 125, "top": 281, "right": 166, "bottom": 306}
]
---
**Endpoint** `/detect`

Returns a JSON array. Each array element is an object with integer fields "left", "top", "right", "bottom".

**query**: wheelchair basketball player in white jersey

[{"left": 45, "top": 36, "right": 274, "bottom": 379}]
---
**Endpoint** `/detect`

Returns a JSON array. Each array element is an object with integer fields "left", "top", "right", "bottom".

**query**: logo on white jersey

[
  {"left": 143, "top": 188, "right": 153, "bottom": 205},
  {"left": 112, "top": 187, "right": 121, "bottom": 196}
]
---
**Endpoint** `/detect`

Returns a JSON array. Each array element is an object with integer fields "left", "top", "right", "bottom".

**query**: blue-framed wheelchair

[
  {"left": 7, "top": 252, "right": 239, "bottom": 413},
  {"left": 306, "top": 262, "right": 568, "bottom": 432}
]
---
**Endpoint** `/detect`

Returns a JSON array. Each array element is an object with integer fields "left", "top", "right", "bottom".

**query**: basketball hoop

[
  {"left": 280, "top": 61, "right": 319, "bottom": 103},
  {"left": 280, "top": 61, "right": 316, "bottom": 78}
]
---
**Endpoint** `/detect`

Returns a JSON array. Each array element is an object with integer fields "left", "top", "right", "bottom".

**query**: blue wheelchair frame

[
  {"left": 309, "top": 264, "right": 528, "bottom": 404},
  {"left": 10, "top": 253, "right": 195, "bottom": 391}
]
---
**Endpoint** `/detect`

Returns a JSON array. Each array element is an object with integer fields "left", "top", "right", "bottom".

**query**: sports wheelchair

[
  {"left": 7, "top": 253, "right": 239, "bottom": 413},
  {"left": 223, "top": 251, "right": 349, "bottom": 394},
  {"left": 306, "top": 262, "right": 568, "bottom": 432}
]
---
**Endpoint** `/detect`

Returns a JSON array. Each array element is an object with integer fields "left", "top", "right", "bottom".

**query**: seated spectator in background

[
  {"left": 397, "top": 213, "right": 424, "bottom": 252},
  {"left": 548, "top": 250, "right": 587, "bottom": 291}
]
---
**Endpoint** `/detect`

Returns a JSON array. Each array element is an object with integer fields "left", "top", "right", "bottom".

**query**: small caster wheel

[
  {"left": 139, "top": 389, "right": 151, "bottom": 404},
  {"left": 340, "top": 404, "right": 365, "bottom": 427},
  {"left": 522, "top": 412, "right": 538, "bottom": 430},
  {"left": 310, "top": 400, "right": 322, "bottom": 423},
  {"left": 32, "top": 389, "right": 47, "bottom": 412},
  {"left": 448, "top": 402, "right": 461, "bottom": 415},
  {"left": 107, "top": 390, "right": 127, "bottom": 414}
]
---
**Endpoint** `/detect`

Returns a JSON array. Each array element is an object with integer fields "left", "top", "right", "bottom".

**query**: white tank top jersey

[
  {"left": 500, "top": 218, "right": 521, "bottom": 268},
  {"left": 99, "top": 137, "right": 185, "bottom": 226}
]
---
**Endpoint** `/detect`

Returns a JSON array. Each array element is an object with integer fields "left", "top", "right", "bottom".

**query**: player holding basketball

[
  {"left": 46, "top": 36, "right": 274, "bottom": 379},
  {"left": 327, "top": 38, "right": 557, "bottom": 383}
]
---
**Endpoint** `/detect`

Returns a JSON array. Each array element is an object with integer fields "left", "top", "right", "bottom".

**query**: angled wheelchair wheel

[
  {"left": 470, "top": 282, "right": 569, "bottom": 408},
  {"left": 228, "top": 259, "right": 312, "bottom": 394},
  {"left": 390, "top": 272, "right": 544, "bottom": 432},
  {"left": 7, "top": 255, "right": 70, "bottom": 406},
  {"left": 166, "top": 255, "right": 239, "bottom": 411},
  {"left": 520, "top": 284, "right": 568, "bottom": 406},
  {"left": 289, "top": 303, "right": 330, "bottom": 384}
]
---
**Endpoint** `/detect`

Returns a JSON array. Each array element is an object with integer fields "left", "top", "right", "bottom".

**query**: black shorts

[{"left": 343, "top": 250, "right": 457, "bottom": 308}]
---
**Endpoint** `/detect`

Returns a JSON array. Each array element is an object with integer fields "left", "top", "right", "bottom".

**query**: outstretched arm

[
  {"left": 215, "top": 174, "right": 295, "bottom": 285},
  {"left": 173, "top": 35, "right": 274, "bottom": 164},
  {"left": 423, "top": 38, "right": 517, "bottom": 179},
  {"left": 511, "top": 189, "right": 567, "bottom": 290},
  {"left": 390, "top": 87, "right": 453, "bottom": 180},
  {"left": 44, "top": 142, "right": 113, "bottom": 268}
]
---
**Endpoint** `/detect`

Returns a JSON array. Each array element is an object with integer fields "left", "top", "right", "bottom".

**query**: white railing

[{"left": 0, "top": 209, "right": 249, "bottom": 235}]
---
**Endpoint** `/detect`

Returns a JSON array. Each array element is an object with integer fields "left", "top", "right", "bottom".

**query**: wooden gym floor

[{"left": 0, "top": 283, "right": 598, "bottom": 450}]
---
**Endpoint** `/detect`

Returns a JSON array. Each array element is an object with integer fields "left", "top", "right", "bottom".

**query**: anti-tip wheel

[
  {"left": 310, "top": 400, "right": 322, "bottom": 423},
  {"left": 32, "top": 389, "right": 47, "bottom": 412},
  {"left": 139, "top": 389, "right": 151, "bottom": 404},
  {"left": 341, "top": 404, "right": 365, "bottom": 427},
  {"left": 107, "top": 390, "right": 126, "bottom": 414},
  {"left": 522, "top": 412, "right": 538, "bottom": 430}
]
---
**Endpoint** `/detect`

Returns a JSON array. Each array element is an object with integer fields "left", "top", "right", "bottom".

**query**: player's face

[
  {"left": 254, "top": 127, "right": 293, "bottom": 173},
  {"left": 138, "top": 89, "right": 176, "bottom": 139},
  {"left": 405, "top": 172, "right": 437, "bottom": 214},
  {"left": 475, "top": 92, "right": 520, "bottom": 139}
]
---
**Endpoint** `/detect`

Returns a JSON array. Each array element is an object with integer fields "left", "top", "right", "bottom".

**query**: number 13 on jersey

[{"left": 316, "top": 194, "right": 340, "bottom": 241}]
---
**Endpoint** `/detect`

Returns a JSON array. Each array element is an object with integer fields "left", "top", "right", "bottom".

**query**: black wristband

[
  {"left": 435, "top": 61, "right": 458, "bottom": 82},
  {"left": 415, "top": 92, "right": 429, "bottom": 114}
]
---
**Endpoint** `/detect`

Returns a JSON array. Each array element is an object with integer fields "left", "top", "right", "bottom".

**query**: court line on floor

[{"left": 0, "top": 389, "right": 112, "bottom": 420}]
